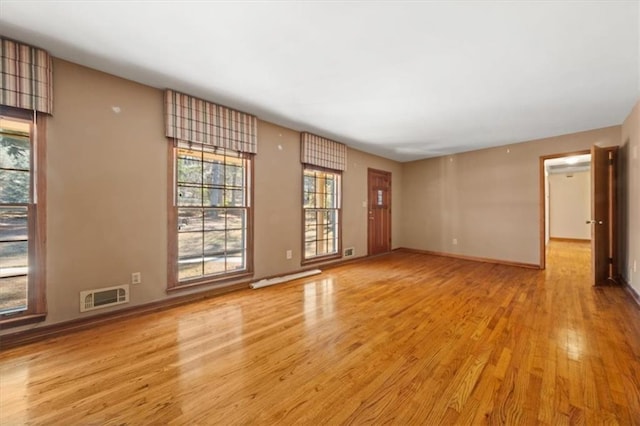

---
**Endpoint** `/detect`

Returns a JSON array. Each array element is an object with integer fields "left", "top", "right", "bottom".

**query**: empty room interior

[{"left": 1, "top": 1, "right": 640, "bottom": 424}]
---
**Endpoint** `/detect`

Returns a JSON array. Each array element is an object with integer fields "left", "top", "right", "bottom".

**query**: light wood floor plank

[{"left": 1, "top": 240, "right": 640, "bottom": 424}]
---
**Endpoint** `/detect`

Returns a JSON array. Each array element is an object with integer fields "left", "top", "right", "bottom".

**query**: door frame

[
  {"left": 538, "top": 147, "right": 618, "bottom": 284},
  {"left": 538, "top": 149, "right": 590, "bottom": 270},
  {"left": 367, "top": 168, "right": 392, "bottom": 256}
]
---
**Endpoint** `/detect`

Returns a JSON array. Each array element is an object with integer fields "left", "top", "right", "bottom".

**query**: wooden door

[
  {"left": 368, "top": 169, "right": 391, "bottom": 255},
  {"left": 590, "top": 145, "right": 610, "bottom": 285}
]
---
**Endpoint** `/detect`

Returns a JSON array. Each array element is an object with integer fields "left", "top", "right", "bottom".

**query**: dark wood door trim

[
  {"left": 592, "top": 145, "right": 609, "bottom": 285},
  {"left": 368, "top": 168, "right": 392, "bottom": 256}
]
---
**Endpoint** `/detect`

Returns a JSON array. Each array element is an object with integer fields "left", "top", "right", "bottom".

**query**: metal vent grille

[
  {"left": 344, "top": 247, "right": 355, "bottom": 257},
  {"left": 80, "top": 285, "right": 129, "bottom": 312}
]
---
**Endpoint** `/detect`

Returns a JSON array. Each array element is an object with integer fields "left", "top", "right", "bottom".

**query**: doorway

[
  {"left": 539, "top": 147, "right": 618, "bottom": 285},
  {"left": 543, "top": 151, "right": 592, "bottom": 277},
  {"left": 367, "top": 169, "right": 391, "bottom": 255}
]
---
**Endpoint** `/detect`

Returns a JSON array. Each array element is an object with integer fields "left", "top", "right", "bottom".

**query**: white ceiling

[{"left": 1, "top": 1, "right": 638, "bottom": 162}]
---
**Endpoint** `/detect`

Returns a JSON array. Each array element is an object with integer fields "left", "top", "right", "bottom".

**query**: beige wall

[
  {"left": 3, "top": 56, "right": 636, "bottom": 335},
  {"left": 621, "top": 100, "right": 640, "bottom": 291},
  {"left": 2, "top": 59, "right": 402, "bottom": 333},
  {"left": 253, "top": 121, "right": 403, "bottom": 278},
  {"left": 399, "top": 126, "right": 621, "bottom": 266},
  {"left": 46, "top": 60, "right": 168, "bottom": 324},
  {"left": 549, "top": 171, "right": 591, "bottom": 240}
]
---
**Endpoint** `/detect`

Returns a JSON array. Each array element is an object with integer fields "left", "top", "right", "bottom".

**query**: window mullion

[{"left": 200, "top": 147, "right": 205, "bottom": 278}]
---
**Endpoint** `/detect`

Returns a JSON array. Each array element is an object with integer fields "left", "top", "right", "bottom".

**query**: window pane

[
  {"left": 325, "top": 177, "right": 334, "bottom": 192},
  {"left": 305, "top": 242, "right": 316, "bottom": 258},
  {"left": 305, "top": 227, "right": 316, "bottom": 243},
  {"left": 177, "top": 185, "right": 202, "bottom": 206},
  {"left": 0, "top": 275, "right": 27, "bottom": 313},
  {"left": 226, "top": 209, "right": 245, "bottom": 230},
  {"left": 303, "top": 192, "right": 315, "bottom": 208},
  {"left": 178, "top": 208, "right": 203, "bottom": 232},
  {"left": 204, "top": 231, "right": 225, "bottom": 255},
  {"left": 178, "top": 261, "right": 202, "bottom": 281},
  {"left": 303, "top": 175, "right": 315, "bottom": 205},
  {"left": 203, "top": 161, "right": 225, "bottom": 186},
  {"left": 177, "top": 157, "right": 202, "bottom": 184},
  {"left": 0, "top": 169, "right": 29, "bottom": 203},
  {"left": 204, "top": 256, "right": 226, "bottom": 275},
  {"left": 202, "top": 187, "right": 224, "bottom": 207},
  {"left": 0, "top": 135, "right": 30, "bottom": 170},
  {"left": 177, "top": 147, "right": 201, "bottom": 161},
  {"left": 305, "top": 210, "right": 317, "bottom": 223},
  {"left": 178, "top": 232, "right": 203, "bottom": 261},
  {"left": 227, "top": 229, "right": 243, "bottom": 252},
  {"left": 331, "top": 210, "right": 339, "bottom": 224},
  {"left": 0, "top": 241, "right": 28, "bottom": 270},
  {"left": 327, "top": 237, "right": 335, "bottom": 254},
  {"left": 226, "top": 189, "right": 244, "bottom": 207},
  {"left": 225, "top": 164, "right": 244, "bottom": 187},
  {"left": 226, "top": 251, "right": 245, "bottom": 271},
  {"left": 318, "top": 210, "right": 327, "bottom": 224},
  {"left": 325, "top": 194, "right": 334, "bottom": 208},
  {"left": 317, "top": 239, "right": 328, "bottom": 256},
  {"left": 0, "top": 207, "right": 28, "bottom": 241},
  {"left": 204, "top": 209, "right": 226, "bottom": 231},
  {"left": 178, "top": 229, "right": 203, "bottom": 280}
]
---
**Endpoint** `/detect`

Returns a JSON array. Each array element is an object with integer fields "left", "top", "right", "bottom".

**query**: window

[
  {"left": 0, "top": 107, "right": 46, "bottom": 326},
  {"left": 169, "top": 141, "right": 252, "bottom": 288},
  {"left": 303, "top": 167, "right": 341, "bottom": 262}
]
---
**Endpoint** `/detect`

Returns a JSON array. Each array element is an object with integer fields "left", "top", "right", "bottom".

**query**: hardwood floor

[{"left": 1, "top": 241, "right": 640, "bottom": 424}]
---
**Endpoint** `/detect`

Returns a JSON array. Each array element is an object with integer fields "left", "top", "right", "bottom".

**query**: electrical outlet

[
  {"left": 452, "top": 238, "right": 458, "bottom": 245},
  {"left": 634, "top": 260, "right": 637, "bottom": 273},
  {"left": 131, "top": 272, "right": 142, "bottom": 285},
  {"left": 286, "top": 250, "right": 292, "bottom": 260}
]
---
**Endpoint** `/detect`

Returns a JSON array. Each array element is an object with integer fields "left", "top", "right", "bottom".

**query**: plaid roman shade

[
  {"left": 165, "top": 90, "right": 257, "bottom": 154},
  {"left": 0, "top": 38, "right": 53, "bottom": 114},
  {"left": 300, "top": 132, "right": 347, "bottom": 171}
]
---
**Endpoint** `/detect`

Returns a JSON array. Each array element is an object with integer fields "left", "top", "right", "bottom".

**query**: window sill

[
  {"left": 167, "top": 271, "right": 253, "bottom": 293},
  {"left": 0, "top": 312, "right": 46, "bottom": 330}
]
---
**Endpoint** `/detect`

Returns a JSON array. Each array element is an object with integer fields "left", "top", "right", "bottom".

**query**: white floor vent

[
  {"left": 344, "top": 247, "right": 355, "bottom": 257},
  {"left": 250, "top": 269, "right": 322, "bottom": 289},
  {"left": 80, "top": 285, "right": 129, "bottom": 312}
]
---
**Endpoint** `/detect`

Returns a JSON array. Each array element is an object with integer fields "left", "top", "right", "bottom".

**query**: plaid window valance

[
  {"left": 0, "top": 38, "right": 53, "bottom": 114},
  {"left": 301, "top": 132, "right": 347, "bottom": 171},
  {"left": 165, "top": 90, "right": 257, "bottom": 154}
]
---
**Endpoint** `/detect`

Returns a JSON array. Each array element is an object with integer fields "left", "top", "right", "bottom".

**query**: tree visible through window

[
  {"left": 303, "top": 167, "right": 341, "bottom": 261},
  {"left": 174, "top": 142, "right": 251, "bottom": 284},
  {"left": 0, "top": 117, "right": 32, "bottom": 314}
]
